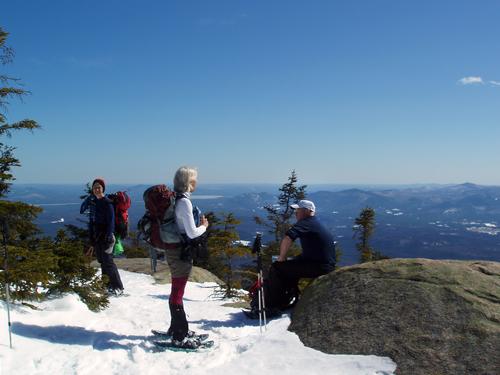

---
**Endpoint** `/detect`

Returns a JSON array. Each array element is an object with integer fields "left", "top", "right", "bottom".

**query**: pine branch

[{"left": 0, "top": 120, "right": 40, "bottom": 137}]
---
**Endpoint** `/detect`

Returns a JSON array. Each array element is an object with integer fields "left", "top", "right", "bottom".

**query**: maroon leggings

[{"left": 170, "top": 276, "right": 188, "bottom": 305}]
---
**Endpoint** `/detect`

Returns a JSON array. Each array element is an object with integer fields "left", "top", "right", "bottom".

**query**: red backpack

[
  {"left": 137, "top": 184, "right": 182, "bottom": 249},
  {"left": 107, "top": 191, "right": 131, "bottom": 239}
]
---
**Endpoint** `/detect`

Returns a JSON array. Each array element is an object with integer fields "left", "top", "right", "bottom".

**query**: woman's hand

[{"left": 200, "top": 215, "right": 209, "bottom": 228}]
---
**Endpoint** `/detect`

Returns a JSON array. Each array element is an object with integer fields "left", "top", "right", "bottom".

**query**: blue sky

[{"left": 2, "top": 1, "right": 500, "bottom": 185}]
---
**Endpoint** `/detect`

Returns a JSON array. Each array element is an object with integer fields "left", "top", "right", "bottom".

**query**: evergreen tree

[
  {"left": 353, "top": 207, "right": 389, "bottom": 263},
  {"left": 0, "top": 27, "right": 40, "bottom": 197},
  {"left": 334, "top": 240, "right": 343, "bottom": 268},
  {"left": 0, "top": 234, "right": 56, "bottom": 305},
  {"left": 256, "top": 170, "right": 307, "bottom": 242},
  {"left": 0, "top": 26, "right": 41, "bottom": 249},
  {"left": 353, "top": 207, "right": 375, "bottom": 262},
  {"left": 49, "top": 230, "right": 108, "bottom": 311},
  {"left": 64, "top": 223, "right": 89, "bottom": 244},
  {"left": 0, "top": 26, "right": 45, "bottom": 305},
  {"left": 64, "top": 183, "right": 92, "bottom": 243},
  {"left": 254, "top": 170, "right": 306, "bottom": 266},
  {"left": 207, "top": 212, "right": 251, "bottom": 298},
  {"left": 0, "top": 30, "right": 108, "bottom": 311},
  {"left": 1, "top": 229, "right": 109, "bottom": 310},
  {"left": 0, "top": 199, "right": 46, "bottom": 305},
  {"left": 0, "top": 200, "right": 41, "bottom": 240}
]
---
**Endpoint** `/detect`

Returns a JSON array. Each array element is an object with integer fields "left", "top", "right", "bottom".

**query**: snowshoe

[
  {"left": 152, "top": 338, "right": 214, "bottom": 352},
  {"left": 107, "top": 288, "right": 128, "bottom": 297},
  {"left": 151, "top": 329, "right": 209, "bottom": 342}
]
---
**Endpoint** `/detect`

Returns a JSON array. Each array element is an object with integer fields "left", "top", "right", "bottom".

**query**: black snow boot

[{"left": 169, "top": 302, "right": 189, "bottom": 341}]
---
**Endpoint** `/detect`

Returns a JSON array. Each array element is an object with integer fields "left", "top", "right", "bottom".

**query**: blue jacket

[{"left": 81, "top": 195, "right": 115, "bottom": 244}]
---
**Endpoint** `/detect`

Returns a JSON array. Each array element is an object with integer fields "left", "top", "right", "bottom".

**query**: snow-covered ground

[{"left": 0, "top": 270, "right": 396, "bottom": 375}]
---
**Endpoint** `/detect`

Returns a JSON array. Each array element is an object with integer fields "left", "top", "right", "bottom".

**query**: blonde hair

[{"left": 173, "top": 166, "right": 198, "bottom": 193}]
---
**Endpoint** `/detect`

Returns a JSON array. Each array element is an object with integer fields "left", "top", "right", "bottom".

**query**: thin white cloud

[
  {"left": 489, "top": 80, "right": 500, "bottom": 87},
  {"left": 458, "top": 76, "right": 484, "bottom": 85}
]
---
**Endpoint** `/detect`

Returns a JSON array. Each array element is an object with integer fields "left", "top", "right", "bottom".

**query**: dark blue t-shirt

[{"left": 286, "top": 216, "right": 336, "bottom": 266}]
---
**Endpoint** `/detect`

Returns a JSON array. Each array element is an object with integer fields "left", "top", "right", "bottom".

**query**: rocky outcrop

[
  {"left": 289, "top": 259, "right": 500, "bottom": 375},
  {"left": 92, "top": 257, "right": 223, "bottom": 284}
]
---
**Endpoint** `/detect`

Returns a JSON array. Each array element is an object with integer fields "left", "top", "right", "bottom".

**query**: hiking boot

[
  {"left": 165, "top": 328, "right": 199, "bottom": 338},
  {"left": 108, "top": 288, "right": 124, "bottom": 297},
  {"left": 169, "top": 303, "right": 189, "bottom": 340},
  {"left": 154, "top": 328, "right": 209, "bottom": 342},
  {"left": 266, "top": 307, "right": 281, "bottom": 318},
  {"left": 244, "top": 307, "right": 281, "bottom": 320},
  {"left": 186, "top": 330, "right": 200, "bottom": 338},
  {"left": 171, "top": 337, "right": 202, "bottom": 350},
  {"left": 243, "top": 309, "right": 260, "bottom": 320}
]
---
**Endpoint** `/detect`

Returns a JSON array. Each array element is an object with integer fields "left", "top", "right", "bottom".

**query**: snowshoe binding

[
  {"left": 151, "top": 329, "right": 209, "bottom": 342},
  {"left": 152, "top": 337, "right": 214, "bottom": 352}
]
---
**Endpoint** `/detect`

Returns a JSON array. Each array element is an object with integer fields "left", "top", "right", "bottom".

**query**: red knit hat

[{"left": 92, "top": 178, "right": 106, "bottom": 192}]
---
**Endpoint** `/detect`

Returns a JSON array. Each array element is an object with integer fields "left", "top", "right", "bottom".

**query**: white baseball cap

[{"left": 290, "top": 200, "right": 316, "bottom": 212}]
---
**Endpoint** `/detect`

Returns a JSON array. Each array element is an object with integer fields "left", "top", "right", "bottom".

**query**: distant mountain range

[{"left": 7, "top": 183, "right": 500, "bottom": 265}]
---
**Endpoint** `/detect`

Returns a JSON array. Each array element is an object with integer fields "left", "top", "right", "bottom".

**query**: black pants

[
  {"left": 95, "top": 241, "right": 123, "bottom": 291},
  {"left": 265, "top": 258, "right": 333, "bottom": 309}
]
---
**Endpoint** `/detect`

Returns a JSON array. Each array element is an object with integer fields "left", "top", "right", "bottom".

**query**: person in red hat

[{"left": 80, "top": 178, "right": 124, "bottom": 296}]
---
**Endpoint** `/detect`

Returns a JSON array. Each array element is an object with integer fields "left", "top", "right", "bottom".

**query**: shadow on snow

[
  {"left": 190, "top": 310, "right": 289, "bottom": 330},
  {"left": 12, "top": 322, "right": 149, "bottom": 351}
]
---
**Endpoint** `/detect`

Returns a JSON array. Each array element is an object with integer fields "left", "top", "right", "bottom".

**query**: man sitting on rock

[{"left": 248, "top": 199, "right": 337, "bottom": 318}]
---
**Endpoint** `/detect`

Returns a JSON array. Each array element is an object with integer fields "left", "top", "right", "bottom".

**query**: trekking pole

[
  {"left": 252, "top": 232, "right": 267, "bottom": 332},
  {"left": 1, "top": 219, "right": 13, "bottom": 349}
]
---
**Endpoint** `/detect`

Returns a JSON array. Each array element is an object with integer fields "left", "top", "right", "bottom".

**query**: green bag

[{"left": 114, "top": 236, "right": 124, "bottom": 256}]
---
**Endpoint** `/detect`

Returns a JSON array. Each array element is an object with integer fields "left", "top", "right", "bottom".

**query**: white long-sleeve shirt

[{"left": 175, "top": 193, "right": 206, "bottom": 239}]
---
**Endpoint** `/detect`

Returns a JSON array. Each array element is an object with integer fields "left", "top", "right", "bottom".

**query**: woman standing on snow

[
  {"left": 166, "top": 166, "right": 209, "bottom": 349},
  {"left": 80, "top": 178, "right": 124, "bottom": 296}
]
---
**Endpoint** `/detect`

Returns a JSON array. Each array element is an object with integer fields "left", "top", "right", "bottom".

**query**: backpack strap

[
  {"left": 173, "top": 193, "right": 194, "bottom": 246},
  {"left": 175, "top": 192, "right": 188, "bottom": 201}
]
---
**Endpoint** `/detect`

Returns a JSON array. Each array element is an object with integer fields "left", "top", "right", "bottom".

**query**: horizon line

[{"left": 10, "top": 181, "right": 499, "bottom": 187}]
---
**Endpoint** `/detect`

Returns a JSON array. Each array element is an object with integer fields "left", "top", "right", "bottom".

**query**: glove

[
  {"left": 104, "top": 234, "right": 115, "bottom": 254},
  {"left": 106, "top": 234, "right": 115, "bottom": 246}
]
